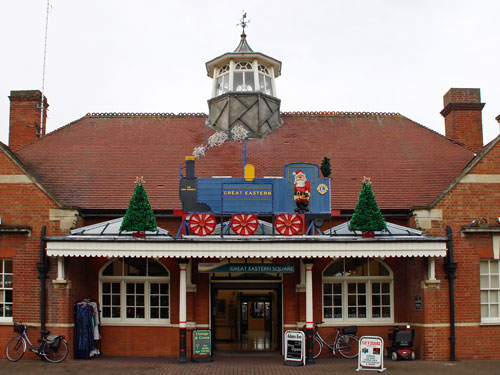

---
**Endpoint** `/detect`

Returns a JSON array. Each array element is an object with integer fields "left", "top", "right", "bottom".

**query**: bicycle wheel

[
  {"left": 313, "top": 337, "right": 323, "bottom": 359},
  {"left": 6, "top": 336, "right": 27, "bottom": 362},
  {"left": 337, "top": 334, "right": 359, "bottom": 358},
  {"left": 43, "top": 338, "right": 69, "bottom": 363}
]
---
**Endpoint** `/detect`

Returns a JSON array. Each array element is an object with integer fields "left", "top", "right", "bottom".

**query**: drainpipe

[
  {"left": 444, "top": 225, "right": 457, "bottom": 361},
  {"left": 36, "top": 226, "right": 50, "bottom": 341}
]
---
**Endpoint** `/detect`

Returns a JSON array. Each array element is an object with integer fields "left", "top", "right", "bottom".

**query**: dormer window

[
  {"left": 234, "top": 61, "right": 254, "bottom": 92},
  {"left": 215, "top": 65, "right": 230, "bottom": 96},
  {"left": 258, "top": 64, "right": 273, "bottom": 96}
]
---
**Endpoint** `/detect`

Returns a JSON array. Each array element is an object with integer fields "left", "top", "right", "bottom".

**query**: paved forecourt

[{"left": 2, "top": 355, "right": 500, "bottom": 375}]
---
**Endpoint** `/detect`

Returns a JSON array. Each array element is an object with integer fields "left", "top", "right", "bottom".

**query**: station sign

[{"left": 198, "top": 262, "right": 294, "bottom": 273}]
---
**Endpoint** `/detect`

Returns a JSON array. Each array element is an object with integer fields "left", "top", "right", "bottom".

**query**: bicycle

[
  {"left": 311, "top": 322, "right": 360, "bottom": 359},
  {"left": 5, "top": 323, "right": 69, "bottom": 363}
]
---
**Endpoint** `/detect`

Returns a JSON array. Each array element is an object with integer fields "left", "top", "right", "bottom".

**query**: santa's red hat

[{"left": 293, "top": 170, "right": 305, "bottom": 176}]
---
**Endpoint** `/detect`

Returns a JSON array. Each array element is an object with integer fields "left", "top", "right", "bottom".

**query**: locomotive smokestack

[{"left": 185, "top": 156, "right": 196, "bottom": 178}]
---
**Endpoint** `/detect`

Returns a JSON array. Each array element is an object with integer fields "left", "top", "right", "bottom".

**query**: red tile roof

[{"left": 14, "top": 112, "right": 474, "bottom": 211}]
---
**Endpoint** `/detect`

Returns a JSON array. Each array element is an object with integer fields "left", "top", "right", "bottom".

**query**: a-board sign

[
  {"left": 192, "top": 330, "right": 212, "bottom": 362},
  {"left": 356, "top": 336, "right": 386, "bottom": 372},
  {"left": 284, "top": 330, "right": 305, "bottom": 366}
]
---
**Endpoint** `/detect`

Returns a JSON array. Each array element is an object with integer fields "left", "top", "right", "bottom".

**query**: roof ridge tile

[
  {"left": 281, "top": 111, "right": 402, "bottom": 118},
  {"left": 86, "top": 112, "right": 207, "bottom": 118}
]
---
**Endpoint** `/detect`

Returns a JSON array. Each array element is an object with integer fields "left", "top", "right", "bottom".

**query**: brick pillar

[
  {"left": 440, "top": 88, "right": 484, "bottom": 153},
  {"left": 9, "top": 90, "right": 48, "bottom": 151}
]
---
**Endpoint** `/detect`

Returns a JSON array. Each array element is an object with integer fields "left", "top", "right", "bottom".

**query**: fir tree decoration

[
  {"left": 320, "top": 157, "right": 332, "bottom": 178},
  {"left": 349, "top": 177, "right": 386, "bottom": 234},
  {"left": 120, "top": 177, "right": 157, "bottom": 233}
]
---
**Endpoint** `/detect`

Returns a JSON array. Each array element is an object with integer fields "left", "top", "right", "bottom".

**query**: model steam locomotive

[{"left": 178, "top": 157, "right": 331, "bottom": 236}]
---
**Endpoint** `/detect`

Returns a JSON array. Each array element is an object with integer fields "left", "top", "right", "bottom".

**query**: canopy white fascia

[{"left": 46, "top": 236, "right": 447, "bottom": 258}]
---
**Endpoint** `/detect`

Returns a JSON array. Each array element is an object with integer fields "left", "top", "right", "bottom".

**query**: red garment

[{"left": 294, "top": 181, "right": 311, "bottom": 202}]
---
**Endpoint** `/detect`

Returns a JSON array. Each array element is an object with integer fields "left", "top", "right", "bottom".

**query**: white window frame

[
  {"left": 257, "top": 63, "right": 273, "bottom": 96},
  {"left": 0, "top": 259, "right": 13, "bottom": 322},
  {"left": 99, "top": 258, "right": 170, "bottom": 325},
  {"left": 480, "top": 259, "right": 500, "bottom": 323},
  {"left": 322, "top": 258, "right": 393, "bottom": 324},
  {"left": 233, "top": 61, "right": 255, "bottom": 92},
  {"left": 214, "top": 64, "right": 230, "bottom": 97}
]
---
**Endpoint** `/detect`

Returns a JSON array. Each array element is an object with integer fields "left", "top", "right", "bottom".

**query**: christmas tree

[
  {"left": 120, "top": 177, "right": 157, "bottom": 233},
  {"left": 349, "top": 177, "right": 386, "bottom": 233},
  {"left": 320, "top": 157, "right": 332, "bottom": 178}
]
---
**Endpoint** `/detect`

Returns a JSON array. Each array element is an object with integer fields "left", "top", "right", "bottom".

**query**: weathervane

[{"left": 237, "top": 12, "right": 250, "bottom": 35}]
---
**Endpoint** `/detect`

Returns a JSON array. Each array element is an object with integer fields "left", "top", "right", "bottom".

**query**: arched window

[
  {"left": 100, "top": 258, "right": 170, "bottom": 324},
  {"left": 234, "top": 61, "right": 254, "bottom": 91},
  {"left": 258, "top": 64, "right": 273, "bottom": 96},
  {"left": 322, "top": 258, "right": 393, "bottom": 323},
  {"left": 215, "top": 65, "right": 230, "bottom": 96}
]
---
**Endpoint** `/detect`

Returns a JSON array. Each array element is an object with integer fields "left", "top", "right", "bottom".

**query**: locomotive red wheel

[
  {"left": 188, "top": 214, "right": 216, "bottom": 236},
  {"left": 231, "top": 214, "right": 259, "bottom": 236},
  {"left": 275, "top": 214, "right": 303, "bottom": 236}
]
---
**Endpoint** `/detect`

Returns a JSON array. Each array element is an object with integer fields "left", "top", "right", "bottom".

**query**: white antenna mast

[{"left": 40, "top": 0, "right": 51, "bottom": 137}]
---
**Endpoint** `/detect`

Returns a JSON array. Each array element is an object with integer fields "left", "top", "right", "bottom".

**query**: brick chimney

[
  {"left": 9, "top": 90, "right": 48, "bottom": 151},
  {"left": 440, "top": 88, "right": 485, "bottom": 152}
]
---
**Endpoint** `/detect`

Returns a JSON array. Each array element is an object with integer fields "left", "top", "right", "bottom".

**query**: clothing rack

[{"left": 74, "top": 299, "right": 102, "bottom": 359}]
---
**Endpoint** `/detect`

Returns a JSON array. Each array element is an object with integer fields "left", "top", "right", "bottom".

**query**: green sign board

[
  {"left": 193, "top": 330, "right": 211, "bottom": 356},
  {"left": 198, "top": 263, "right": 295, "bottom": 273}
]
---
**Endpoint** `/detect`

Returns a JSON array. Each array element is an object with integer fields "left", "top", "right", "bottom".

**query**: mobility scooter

[{"left": 385, "top": 325, "right": 415, "bottom": 360}]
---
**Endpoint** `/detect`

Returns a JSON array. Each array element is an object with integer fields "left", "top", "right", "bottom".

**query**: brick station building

[{"left": 1, "top": 32, "right": 500, "bottom": 361}]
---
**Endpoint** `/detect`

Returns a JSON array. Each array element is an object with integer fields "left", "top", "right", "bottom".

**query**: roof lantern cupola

[{"left": 205, "top": 14, "right": 283, "bottom": 138}]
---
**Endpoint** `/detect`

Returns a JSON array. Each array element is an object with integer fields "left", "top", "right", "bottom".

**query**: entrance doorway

[{"left": 211, "top": 284, "right": 281, "bottom": 352}]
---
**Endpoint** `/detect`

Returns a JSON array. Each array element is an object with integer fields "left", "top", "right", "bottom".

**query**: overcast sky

[{"left": 1, "top": 0, "right": 499, "bottom": 146}]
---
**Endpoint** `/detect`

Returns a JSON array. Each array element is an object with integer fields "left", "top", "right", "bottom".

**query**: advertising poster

[
  {"left": 284, "top": 330, "right": 305, "bottom": 366},
  {"left": 356, "top": 336, "right": 386, "bottom": 372}
]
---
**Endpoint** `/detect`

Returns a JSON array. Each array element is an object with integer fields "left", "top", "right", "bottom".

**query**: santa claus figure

[{"left": 293, "top": 170, "right": 311, "bottom": 212}]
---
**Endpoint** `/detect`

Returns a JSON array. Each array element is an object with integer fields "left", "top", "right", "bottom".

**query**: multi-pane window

[
  {"left": 323, "top": 258, "right": 392, "bottom": 322},
  {"left": 0, "top": 259, "right": 13, "bottom": 320},
  {"left": 480, "top": 259, "right": 500, "bottom": 322},
  {"left": 150, "top": 283, "right": 169, "bottom": 319},
  {"left": 102, "top": 282, "right": 120, "bottom": 318},
  {"left": 100, "top": 258, "right": 169, "bottom": 324},
  {"left": 213, "top": 61, "right": 275, "bottom": 97},
  {"left": 258, "top": 64, "right": 273, "bottom": 95},
  {"left": 371, "top": 282, "right": 391, "bottom": 318},
  {"left": 215, "top": 65, "right": 230, "bottom": 96},
  {"left": 234, "top": 61, "right": 254, "bottom": 92},
  {"left": 347, "top": 282, "right": 367, "bottom": 319},
  {"left": 323, "top": 283, "right": 342, "bottom": 319}
]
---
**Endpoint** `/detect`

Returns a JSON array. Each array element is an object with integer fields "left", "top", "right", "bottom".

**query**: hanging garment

[
  {"left": 74, "top": 303, "right": 95, "bottom": 359},
  {"left": 88, "top": 302, "right": 100, "bottom": 340}
]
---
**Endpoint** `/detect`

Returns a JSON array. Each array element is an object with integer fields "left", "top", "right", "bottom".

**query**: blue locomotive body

[{"left": 180, "top": 162, "right": 331, "bottom": 215}]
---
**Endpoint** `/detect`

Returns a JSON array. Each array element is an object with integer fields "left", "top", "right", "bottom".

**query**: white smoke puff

[
  {"left": 231, "top": 125, "right": 249, "bottom": 141},
  {"left": 207, "top": 131, "right": 228, "bottom": 147},
  {"left": 192, "top": 145, "right": 206, "bottom": 159}
]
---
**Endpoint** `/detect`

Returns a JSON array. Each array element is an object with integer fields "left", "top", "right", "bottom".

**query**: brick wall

[
  {"left": 0, "top": 149, "right": 76, "bottom": 358},
  {"left": 418, "top": 138, "right": 500, "bottom": 359}
]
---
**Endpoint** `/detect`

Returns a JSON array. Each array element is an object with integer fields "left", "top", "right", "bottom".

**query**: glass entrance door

[{"left": 212, "top": 285, "right": 281, "bottom": 352}]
